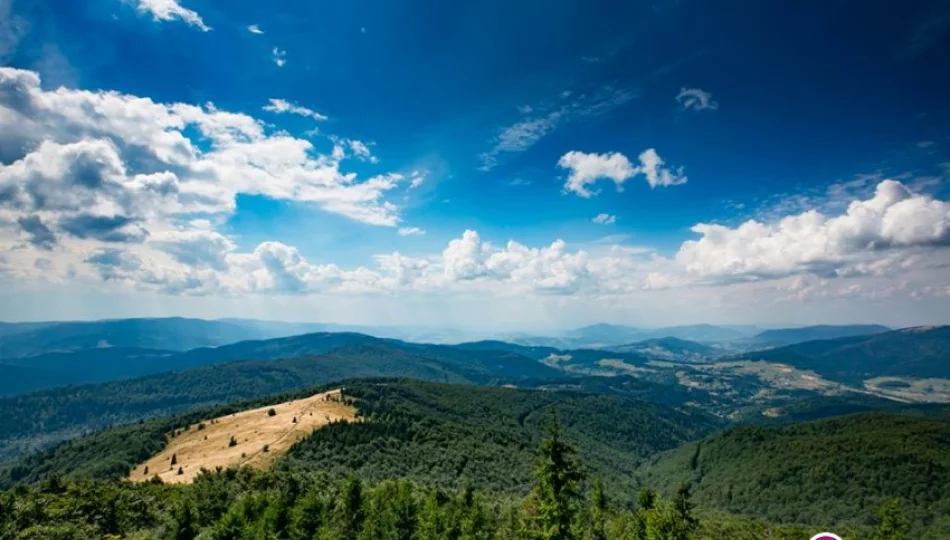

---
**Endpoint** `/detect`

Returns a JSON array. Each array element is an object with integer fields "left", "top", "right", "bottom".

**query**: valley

[{"left": 1, "top": 317, "right": 949, "bottom": 537}]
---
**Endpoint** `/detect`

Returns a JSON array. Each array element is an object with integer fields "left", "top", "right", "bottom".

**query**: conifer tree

[
  {"left": 670, "top": 483, "right": 698, "bottom": 539},
  {"left": 588, "top": 477, "right": 609, "bottom": 540},
  {"left": 532, "top": 407, "right": 585, "bottom": 540},
  {"left": 335, "top": 474, "right": 366, "bottom": 540}
]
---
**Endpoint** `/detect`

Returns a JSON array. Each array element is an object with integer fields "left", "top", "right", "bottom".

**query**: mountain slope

[
  {"left": 2, "top": 378, "right": 720, "bottom": 495},
  {"left": 278, "top": 379, "right": 720, "bottom": 494},
  {"left": 0, "top": 347, "right": 176, "bottom": 394},
  {"left": 0, "top": 317, "right": 323, "bottom": 358},
  {"left": 608, "top": 337, "right": 717, "bottom": 361},
  {"left": 0, "top": 342, "right": 564, "bottom": 459},
  {"left": 752, "top": 324, "right": 892, "bottom": 345},
  {"left": 637, "top": 411, "right": 950, "bottom": 536},
  {"left": 738, "top": 326, "right": 950, "bottom": 383}
]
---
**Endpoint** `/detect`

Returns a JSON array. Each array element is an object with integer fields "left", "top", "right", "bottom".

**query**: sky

[{"left": 1, "top": 0, "right": 949, "bottom": 330}]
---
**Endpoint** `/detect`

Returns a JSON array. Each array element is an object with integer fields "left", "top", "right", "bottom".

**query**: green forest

[
  {"left": 0, "top": 379, "right": 945, "bottom": 537},
  {"left": 0, "top": 410, "right": 913, "bottom": 540}
]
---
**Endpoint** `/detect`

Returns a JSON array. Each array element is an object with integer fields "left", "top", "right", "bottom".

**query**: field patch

[
  {"left": 864, "top": 377, "right": 950, "bottom": 403},
  {"left": 130, "top": 389, "right": 356, "bottom": 484}
]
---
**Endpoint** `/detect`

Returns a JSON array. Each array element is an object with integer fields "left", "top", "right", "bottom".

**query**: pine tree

[
  {"left": 335, "top": 474, "right": 365, "bottom": 540},
  {"left": 670, "top": 483, "right": 698, "bottom": 539},
  {"left": 873, "top": 498, "right": 909, "bottom": 540},
  {"left": 171, "top": 453, "right": 178, "bottom": 466},
  {"left": 532, "top": 407, "right": 585, "bottom": 540},
  {"left": 588, "top": 477, "right": 609, "bottom": 540},
  {"left": 172, "top": 498, "right": 198, "bottom": 540}
]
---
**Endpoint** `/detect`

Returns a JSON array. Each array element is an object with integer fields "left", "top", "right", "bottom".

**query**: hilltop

[{"left": 637, "top": 411, "right": 950, "bottom": 536}]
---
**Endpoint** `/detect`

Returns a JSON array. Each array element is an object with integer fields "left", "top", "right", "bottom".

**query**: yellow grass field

[{"left": 129, "top": 389, "right": 356, "bottom": 484}]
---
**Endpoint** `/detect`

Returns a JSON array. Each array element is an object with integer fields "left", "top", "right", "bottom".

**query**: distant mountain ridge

[
  {"left": 738, "top": 325, "right": 950, "bottom": 383},
  {"left": 751, "top": 324, "right": 891, "bottom": 345},
  {"left": 0, "top": 317, "right": 330, "bottom": 358},
  {"left": 607, "top": 337, "right": 718, "bottom": 361},
  {"left": 0, "top": 338, "right": 568, "bottom": 459}
]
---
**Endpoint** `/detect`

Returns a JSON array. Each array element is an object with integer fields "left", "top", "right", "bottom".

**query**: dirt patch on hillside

[{"left": 130, "top": 389, "right": 356, "bottom": 484}]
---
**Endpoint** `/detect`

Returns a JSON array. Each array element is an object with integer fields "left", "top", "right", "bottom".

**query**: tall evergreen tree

[
  {"left": 670, "top": 483, "right": 697, "bottom": 539},
  {"left": 336, "top": 474, "right": 366, "bottom": 540},
  {"left": 172, "top": 498, "right": 199, "bottom": 540},
  {"left": 532, "top": 407, "right": 585, "bottom": 540},
  {"left": 587, "top": 477, "right": 609, "bottom": 540}
]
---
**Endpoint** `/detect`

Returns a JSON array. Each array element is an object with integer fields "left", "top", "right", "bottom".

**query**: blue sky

[{"left": 1, "top": 0, "right": 949, "bottom": 329}]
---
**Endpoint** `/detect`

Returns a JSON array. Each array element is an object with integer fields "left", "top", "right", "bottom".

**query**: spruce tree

[
  {"left": 336, "top": 474, "right": 365, "bottom": 540},
  {"left": 670, "top": 483, "right": 698, "bottom": 539},
  {"left": 588, "top": 477, "right": 609, "bottom": 540},
  {"left": 532, "top": 407, "right": 585, "bottom": 540},
  {"left": 172, "top": 498, "right": 198, "bottom": 540}
]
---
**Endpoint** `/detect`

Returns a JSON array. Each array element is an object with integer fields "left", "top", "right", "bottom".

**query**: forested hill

[
  {"left": 1, "top": 378, "right": 721, "bottom": 496},
  {"left": 737, "top": 325, "right": 950, "bottom": 383},
  {"left": 0, "top": 342, "right": 571, "bottom": 460},
  {"left": 636, "top": 411, "right": 950, "bottom": 537},
  {"left": 750, "top": 324, "right": 891, "bottom": 345}
]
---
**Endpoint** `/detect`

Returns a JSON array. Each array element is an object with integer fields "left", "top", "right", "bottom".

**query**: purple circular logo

[{"left": 810, "top": 534, "right": 842, "bottom": 540}]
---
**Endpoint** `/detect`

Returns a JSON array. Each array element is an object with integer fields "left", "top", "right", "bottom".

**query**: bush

[{"left": 267, "top": 408, "right": 277, "bottom": 417}]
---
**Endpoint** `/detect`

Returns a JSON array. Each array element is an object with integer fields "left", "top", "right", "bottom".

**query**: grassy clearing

[{"left": 129, "top": 389, "right": 356, "bottom": 484}]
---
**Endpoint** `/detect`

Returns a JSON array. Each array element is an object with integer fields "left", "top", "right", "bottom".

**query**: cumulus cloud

[
  {"left": 676, "top": 87, "right": 718, "bottom": 111},
  {"left": 637, "top": 148, "right": 687, "bottom": 188},
  {"left": 0, "top": 67, "right": 424, "bottom": 295},
  {"left": 2, "top": 65, "right": 949, "bottom": 316},
  {"left": 133, "top": 0, "right": 210, "bottom": 31},
  {"left": 559, "top": 148, "right": 686, "bottom": 196},
  {"left": 0, "top": 67, "right": 407, "bottom": 228},
  {"left": 263, "top": 98, "right": 327, "bottom": 121},
  {"left": 247, "top": 24, "right": 264, "bottom": 34},
  {"left": 559, "top": 152, "right": 636, "bottom": 198},
  {"left": 676, "top": 180, "right": 950, "bottom": 281},
  {"left": 592, "top": 213, "right": 616, "bottom": 225}
]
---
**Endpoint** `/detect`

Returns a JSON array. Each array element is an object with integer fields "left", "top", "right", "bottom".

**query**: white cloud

[
  {"left": 676, "top": 180, "right": 950, "bottom": 281},
  {"left": 558, "top": 148, "right": 686, "bottom": 196},
  {"left": 247, "top": 24, "right": 264, "bottom": 35},
  {"left": 272, "top": 48, "right": 286, "bottom": 67},
  {"left": 263, "top": 98, "right": 327, "bottom": 121},
  {"left": 592, "top": 213, "right": 616, "bottom": 225},
  {"left": 133, "top": 0, "right": 210, "bottom": 31},
  {"left": 558, "top": 151, "right": 637, "bottom": 198},
  {"left": 0, "top": 67, "right": 410, "bottom": 242},
  {"left": 2, "top": 69, "right": 949, "bottom": 326},
  {"left": 637, "top": 148, "right": 687, "bottom": 188},
  {"left": 676, "top": 87, "right": 718, "bottom": 111},
  {"left": 398, "top": 227, "right": 425, "bottom": 236}
]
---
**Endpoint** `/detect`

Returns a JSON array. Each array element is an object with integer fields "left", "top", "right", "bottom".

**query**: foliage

[
  {"left": 277, "top": 379, "right": 718, "bottom": 495},
  {"left": 0, "top": 417, "right": 814, "bottom": 540},
  {"left": 0, "top": 339, "right": 567, "bottom": 459},
  {"left": 637, "top": 411, "right": 950, "bottom": 538}
]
